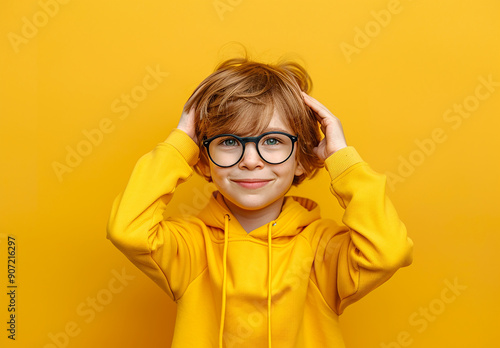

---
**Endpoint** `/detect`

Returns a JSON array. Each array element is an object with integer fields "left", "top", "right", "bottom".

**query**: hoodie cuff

[
  {"left": 324, "top": 146, "right": 364, "bottom": 181},
  {"left": 164, "top": 129, "right": 200, "bottom": 167}
]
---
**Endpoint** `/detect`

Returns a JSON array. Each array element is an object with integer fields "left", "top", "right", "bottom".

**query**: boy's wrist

[
  {"left": 164, "top": 129, "right": 200, "bottom": 166},
  {"left": 324, "top": 146, "right": 364, "bottom": 181}
]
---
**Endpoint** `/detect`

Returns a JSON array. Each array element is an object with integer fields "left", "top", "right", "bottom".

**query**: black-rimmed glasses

[{"left": 202, "top": 132, "right": 298, "bottom": 168}]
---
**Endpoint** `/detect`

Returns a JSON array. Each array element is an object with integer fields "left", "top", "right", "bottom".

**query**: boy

[{"left": 106, "top": 57, "right": 413, "bottom": 348}]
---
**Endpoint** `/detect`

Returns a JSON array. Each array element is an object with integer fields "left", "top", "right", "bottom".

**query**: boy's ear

[{"left": 294, "top": 161, "right": 305, "bottom": 177}]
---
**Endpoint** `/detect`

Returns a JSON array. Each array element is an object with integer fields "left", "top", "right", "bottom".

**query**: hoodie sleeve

[
  {"left": 106, "top": 129, "right": 207, "bottom": 301},
  {"left": 310, "top": 146, "right": 413, "bottom": 315}
]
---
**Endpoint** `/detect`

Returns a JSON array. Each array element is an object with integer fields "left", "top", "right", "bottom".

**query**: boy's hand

[
  {"left": 177, "top": 105, "right": 198, "bottom": 145},
  {"left": 301, "top": 92, "right": 347, "bottom": 161}
]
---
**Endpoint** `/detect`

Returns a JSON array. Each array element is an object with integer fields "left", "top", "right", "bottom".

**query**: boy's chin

[{"left": 222, "top": 194, "right": 283, "bottom": 213}]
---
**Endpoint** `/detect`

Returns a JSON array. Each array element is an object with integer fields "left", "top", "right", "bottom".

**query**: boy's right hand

[{"left": 177, "top": 105, "right": 198, "bottom": 145}]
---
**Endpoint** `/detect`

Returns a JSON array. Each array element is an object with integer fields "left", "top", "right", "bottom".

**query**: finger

[
  {"left": 301, "top": 93, "right": 328, "bottom": 127},
  {"left": 301, "top": 92, "right": 336, "bottom": 121},
  {"left": 312, "top": 146, "right": 326, "bottom": 162},
  {"left": 183, "top": 85, "right": 206, "bottom": 117},
  {"left": 301, "top": 92, "right": 328, "bottom": 113},
  {"left": 188, "top": 105, "right": 196, "bottom": 117},
  {"left": 315, "top": 115, "right": 327, "bottom": 134},
  {"left": 312, "top": 146, "right": 320, "bottom": 157}
]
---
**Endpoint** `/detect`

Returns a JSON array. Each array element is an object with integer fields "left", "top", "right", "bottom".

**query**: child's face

[{"left": 202, "top": 110, "right": 304, "bottom": 213}]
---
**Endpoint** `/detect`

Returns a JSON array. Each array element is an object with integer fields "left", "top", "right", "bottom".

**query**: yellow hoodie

[{"left": 107, "top": 129, "right": 413, "bottom": 348}]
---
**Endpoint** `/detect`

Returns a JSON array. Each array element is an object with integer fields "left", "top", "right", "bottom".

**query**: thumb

[{"left": 312, "top": 146, "right": 323, "bottom": 161}]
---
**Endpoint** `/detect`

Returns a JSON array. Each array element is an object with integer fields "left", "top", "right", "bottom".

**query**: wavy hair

[{"left": 183, "top": 56, "right": 323, "bottom": 185}]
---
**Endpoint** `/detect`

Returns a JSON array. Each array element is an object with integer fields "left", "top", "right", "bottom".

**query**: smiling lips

[{"left": 231, "top": 179, "right": 272, "bottom": 189}]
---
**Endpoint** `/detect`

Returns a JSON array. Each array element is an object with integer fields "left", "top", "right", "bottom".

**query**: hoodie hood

[
  {"left": 198, "top": 191, "right": 321, "bottom": 240},
  {"left": 197, "top": 191, "right": 321, "bottom": 348}
]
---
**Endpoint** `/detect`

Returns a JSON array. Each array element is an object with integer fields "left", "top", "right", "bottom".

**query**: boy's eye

[
  {"left": 262, "top": 137, "right": 282, "bottom": 146},
  {"left": 219, "top": 137, "right": 240, "bottom": 147}
]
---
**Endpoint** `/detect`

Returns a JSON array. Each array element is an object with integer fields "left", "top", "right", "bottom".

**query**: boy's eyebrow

[{"left": 263, "top": 127, "right": 293, "bottom": 133}]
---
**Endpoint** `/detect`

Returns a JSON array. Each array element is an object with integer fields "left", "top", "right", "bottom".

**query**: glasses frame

[{"left": 202, "top": 131, "right": 298, "bottom": 168}]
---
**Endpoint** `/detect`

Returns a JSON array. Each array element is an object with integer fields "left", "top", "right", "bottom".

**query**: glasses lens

[
  {"left": 258, "top": 133, "right": 293, "bottom": 164},
  {"left": 207, "top": 133, "right": 295, "bottom": 167},
  {"left": 208, "top": 135, "right": 243, "bottom": 167}
]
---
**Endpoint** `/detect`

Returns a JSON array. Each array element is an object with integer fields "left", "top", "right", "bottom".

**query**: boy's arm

[
  {"left": 301, "top": 92, "right": 413, "bottom": 314},
  {"left": 106, "top": 129, "right": 207, "bottom": 301},
  {"left": 310, "top": 146, "right": 414, "bottom": 315}
]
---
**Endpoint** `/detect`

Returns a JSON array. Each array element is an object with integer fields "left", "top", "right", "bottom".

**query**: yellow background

[{"left": 1, "top": 0, "right": 499, "bottom": 347}]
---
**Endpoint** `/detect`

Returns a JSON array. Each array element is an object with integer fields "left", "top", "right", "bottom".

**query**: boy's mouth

[{"left": 231, "top": 179, "right": 272, "bottom": 189}]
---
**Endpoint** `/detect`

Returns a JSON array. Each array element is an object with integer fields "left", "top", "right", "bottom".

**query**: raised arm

[
  {"left": 106, "top": 106, "right": 207, "bottom": 301},
  {"left": 302, "top": 93, "right": 414, "bottom": 314}
]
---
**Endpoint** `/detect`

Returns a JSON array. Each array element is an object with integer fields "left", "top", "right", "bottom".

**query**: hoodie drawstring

[
  {"left": 218, "top": 216, "right": 275, "bottom": 348},
  {"left": 268, "top": 221, "right": 275, "bottom": 348},
  {"left": 219, "top": 214, "right": 230, "bottom": 348}
]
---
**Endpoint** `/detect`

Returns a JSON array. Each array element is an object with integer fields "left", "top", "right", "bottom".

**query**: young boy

[{"left": 106, "top": 57, "right": 413, "bottom": 348}]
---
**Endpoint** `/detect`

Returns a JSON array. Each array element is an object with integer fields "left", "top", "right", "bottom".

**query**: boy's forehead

[
  {"left": 266, "top": 110, "right": 294, "bottom": 132},
  {"left": 229, "top": 109, "right": 294, "bottom": 136}
]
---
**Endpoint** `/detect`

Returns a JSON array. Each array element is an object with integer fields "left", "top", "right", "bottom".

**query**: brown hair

[{"left": 184, "top": 56, "right": 323, "bottom": 185}]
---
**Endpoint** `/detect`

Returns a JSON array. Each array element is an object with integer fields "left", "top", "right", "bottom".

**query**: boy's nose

[{"left": 238, "top": 143, "right": 264, "bottom": 169}]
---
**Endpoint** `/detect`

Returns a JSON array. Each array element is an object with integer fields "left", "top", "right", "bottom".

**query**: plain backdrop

[{"left": 1, "top": 0, "right": 499, "bottom": 347}]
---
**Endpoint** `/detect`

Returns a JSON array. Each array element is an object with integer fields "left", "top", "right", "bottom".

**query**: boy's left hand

[{"left": 301, "top": 92, "right": 348, "bottom": 161}]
